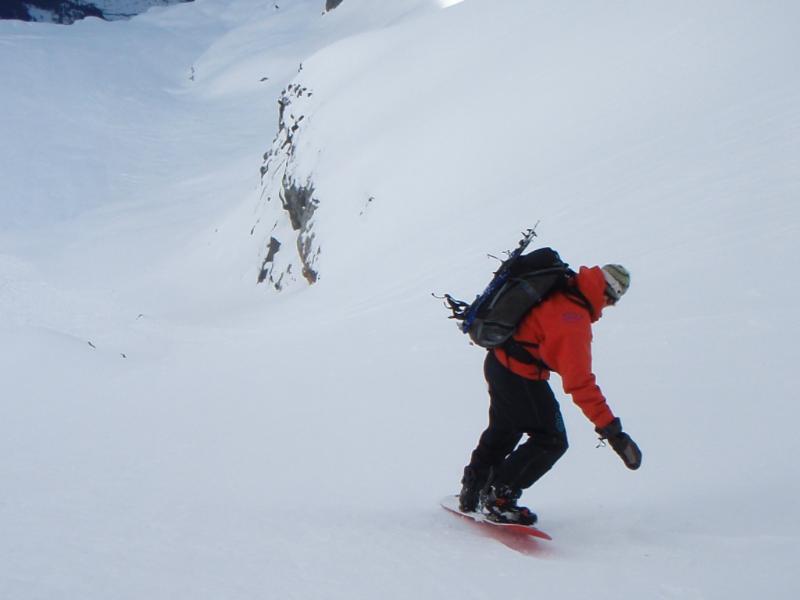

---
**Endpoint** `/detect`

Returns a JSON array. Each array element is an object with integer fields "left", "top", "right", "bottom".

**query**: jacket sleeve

[{"left": 539, "top": 312, "right": 615, "bottom": 429}]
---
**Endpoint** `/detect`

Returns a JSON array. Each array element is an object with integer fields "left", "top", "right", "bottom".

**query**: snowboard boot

[
  {"left": 458, "top": 466, "right": 490, "bottom": 512},
  {"left": 482, "top": 485, "right": 537, "bottom": 525}
]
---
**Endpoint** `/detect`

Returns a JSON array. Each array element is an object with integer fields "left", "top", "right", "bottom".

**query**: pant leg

[
  {"left": 466, "top": 353, "right": 524, "bottom": 475},
  {"left": 494, "top": 429, "right": 568, "bottom": 490},
  {"left": 483, "top": 353, "right": 569, "bottom": 491},
  {"left": 468, "top": 409, "right": 523, "bottom": 476}
]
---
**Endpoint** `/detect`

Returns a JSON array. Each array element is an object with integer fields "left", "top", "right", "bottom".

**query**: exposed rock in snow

[
  {"left": 0, "top": 1, "right": 33, "bottom": 20},
  {"left": 4, "top": 0, "right": 103, "bottom": 23},
  {"left": 256, "top": 82, "right": 320, "bottom": 289},
  {"left": 0, "top": 0, "right": 191, "bottom": 24}
]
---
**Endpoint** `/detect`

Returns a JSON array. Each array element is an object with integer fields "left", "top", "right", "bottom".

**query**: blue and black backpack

[{"left": 443, "top": 230, "right": 588, "bottom": 363}]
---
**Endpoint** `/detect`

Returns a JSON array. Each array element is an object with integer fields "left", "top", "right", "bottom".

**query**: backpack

[{"left": 443, "top": 231, "right": 577, "bottom": 355}]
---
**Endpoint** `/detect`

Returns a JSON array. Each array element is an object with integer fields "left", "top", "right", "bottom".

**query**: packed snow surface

[{"left": 1, "top": 0, "right": 798, "bottom": 598}]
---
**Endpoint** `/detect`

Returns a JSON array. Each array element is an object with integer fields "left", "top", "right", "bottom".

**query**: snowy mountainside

[
  {"left": 0, "top": 0, "right": 192, "bottom": 23},
  {"left": 90, "top": 0, "right": 190, "bottom": 17},
  {"left": 1, "top": 1, "right": 799, "bottom": 599}
]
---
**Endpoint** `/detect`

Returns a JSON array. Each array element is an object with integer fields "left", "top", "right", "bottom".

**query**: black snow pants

[{"left": 467, "top": 352, "right": 569, "bottom": 492}]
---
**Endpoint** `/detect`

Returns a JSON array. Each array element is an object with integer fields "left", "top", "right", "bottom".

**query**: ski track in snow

[{"left": 1, "top": 0, "right": 799, "bottom": 598}]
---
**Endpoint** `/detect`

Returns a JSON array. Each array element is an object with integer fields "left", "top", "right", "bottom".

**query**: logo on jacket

[{"left": 562, "top": 312, "right": 584, "bottom": 323}]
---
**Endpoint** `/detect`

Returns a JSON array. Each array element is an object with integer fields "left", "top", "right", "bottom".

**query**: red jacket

[{"left": 492, "top": 266, "right": 616, "bottom": 429}]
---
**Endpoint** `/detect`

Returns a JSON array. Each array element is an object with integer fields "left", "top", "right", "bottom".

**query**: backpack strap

[
  {"left": 563, "top": 281, "right": 597, "bottom": 320},
  {"left": 500, "top": 339, "right": 552, "bottom": 371}
]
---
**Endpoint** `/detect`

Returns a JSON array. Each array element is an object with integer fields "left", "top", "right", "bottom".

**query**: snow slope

[{"left": 1, "top": 0, "right": 798, "bottom": 598}]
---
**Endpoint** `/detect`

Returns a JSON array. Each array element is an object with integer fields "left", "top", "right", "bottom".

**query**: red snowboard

[{"left": 440, "top": 495, "right": 552, "bottom": 541}]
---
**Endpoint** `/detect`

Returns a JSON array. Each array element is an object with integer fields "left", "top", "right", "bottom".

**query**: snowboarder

[{"left": 459, "top": 264, "right": 642, "bottom": 525}]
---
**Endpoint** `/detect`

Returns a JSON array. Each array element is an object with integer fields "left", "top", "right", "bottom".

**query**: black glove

[{"left": 596, "top": 417, "right": 642, "bottom": 470}]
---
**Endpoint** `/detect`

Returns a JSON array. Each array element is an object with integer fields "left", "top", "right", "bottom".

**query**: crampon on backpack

[{"left": 442, "top": 230, "right": 587, "bottom": 363}]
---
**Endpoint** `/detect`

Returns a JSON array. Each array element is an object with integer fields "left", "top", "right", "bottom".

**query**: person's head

[{"left": 601, "top": 264, "right": 630, "bottom": 306}]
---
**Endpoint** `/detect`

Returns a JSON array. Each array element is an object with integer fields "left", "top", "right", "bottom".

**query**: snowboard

[{"left": 440, "top": 495, "right": 552, "bottom": 540}]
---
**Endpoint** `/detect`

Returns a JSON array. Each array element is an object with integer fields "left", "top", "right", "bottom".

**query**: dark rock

[
  {"left": 3, "top": 1, "right": 105, "bottom": 23},
  {"left": 1, "top": 1, "right": 194, "bottom": 24},
  {"left": 257, "top": 236, "right": 282, "bottom": 285},
  {"left": 280, "top": 176, "right": 318, "bottom": 232},
  {"left": 0, "top": 1, "right": 31, "bottom": 20}
]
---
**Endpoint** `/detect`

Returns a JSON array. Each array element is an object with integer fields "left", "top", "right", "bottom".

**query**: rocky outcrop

[
  {"left": 0, "top": 1, "right": 33, "bottom": 20},
  {"left": 2, "top": 1, "right": 103, "bottom": 23},
  {"left": 255, "top": 83, "right": 321, "bottom": 290},
  {"left": 0, "top": 1, "right": 192, "bottom": 24}
]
